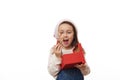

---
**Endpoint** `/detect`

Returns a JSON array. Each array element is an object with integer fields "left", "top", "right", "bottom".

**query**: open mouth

[{"left": 63, "top": 39, "right": 69, "bottom": 44}]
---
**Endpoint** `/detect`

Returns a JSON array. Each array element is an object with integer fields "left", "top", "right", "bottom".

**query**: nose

[{"left": 63, "top": 32, "right": 67, "bottom": 37}]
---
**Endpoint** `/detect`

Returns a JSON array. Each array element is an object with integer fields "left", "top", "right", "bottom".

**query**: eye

[
  {"left": 67, "top": 31, "right": 72, "bottom": 34},
  {"left": 59, "top": 32, "right": 64, "bottom": 34}
]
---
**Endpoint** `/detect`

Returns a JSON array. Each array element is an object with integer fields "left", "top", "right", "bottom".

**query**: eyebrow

[
  {"left": 59, "top": 30, "right": 73, "bottom": 32},
  {"left": 59, "top": 29, "right": 73, "bottom": 31}
]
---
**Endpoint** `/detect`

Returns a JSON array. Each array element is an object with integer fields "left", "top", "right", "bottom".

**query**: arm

[{"left": 48, "top": 46, "right": 62, "bottom": 78}]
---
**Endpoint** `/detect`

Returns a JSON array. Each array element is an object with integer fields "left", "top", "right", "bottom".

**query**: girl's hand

[
  {"left": 74, "top": 63, "right": 90, "bottom": 75},
  {"left": 52, "top": 38, "right": 63, "bottom": 58},
  {"left": 74, "top": 63, "right": 87, "bottom": 70}
]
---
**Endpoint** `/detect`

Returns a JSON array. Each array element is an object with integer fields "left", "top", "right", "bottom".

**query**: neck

[{"left": 63, "top": 46, "right": 73, "bottom": 50}]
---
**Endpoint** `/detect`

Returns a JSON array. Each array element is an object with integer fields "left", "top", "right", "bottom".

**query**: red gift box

[{"left": 61, "top": 43, "right": 86, "bottom": 69}]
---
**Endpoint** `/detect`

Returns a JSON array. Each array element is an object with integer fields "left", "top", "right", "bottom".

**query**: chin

[{"left": 63, "top": 45, "right": 71, "bottom": 49}]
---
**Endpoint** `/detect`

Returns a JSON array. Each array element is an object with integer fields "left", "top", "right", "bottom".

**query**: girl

[{"left": 48, "top": 20, "right": 90, "bottom": 80}]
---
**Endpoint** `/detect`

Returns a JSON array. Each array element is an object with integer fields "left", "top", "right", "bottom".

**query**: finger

[
  {"left": 59, "top": 38, "right": 63, "bottom": 44},
  {"left": 79, "top": 64, "right": 84, "bottom": 67},
  {"left": 75, "top": 64, "right": 83, "bottom": 68},
  {"left": 54, "top": 44, "right": 61, "bottom": 52},
  {"left": 52, "top": 45, "right": 56, "bottom": 53},
  {"left": 74, "top": 64, "right": 79, "bottom": 68},
  {"left": 54, "top": 44, "right": 59, "bottom": 50},
  {"left": 55, "top": 44, "right": 60, "bottom": 51},
  {"left": 58, "top": 38, "right": 63, "bottom": 44},
  {"left": 52, "top": 44, "right": 59, "bottom": 53},
  {"left": 52, "top": 45, "right": 56, "bottom": 49},
  {"left": 57, "top": 38, "right": 61, "bottom": 43},
  {"left": 57, "top": 44, "right": 62, "bottom": 52}
]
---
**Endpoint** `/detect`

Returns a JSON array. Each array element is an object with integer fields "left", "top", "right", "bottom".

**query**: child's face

[{"left": 58, "top": 23, "right": 74, "bottom": 49}]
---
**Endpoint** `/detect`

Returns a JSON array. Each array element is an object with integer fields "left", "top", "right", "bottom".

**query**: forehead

[{"left": 58, "top": 23, "right": 73, "bottom": 31}]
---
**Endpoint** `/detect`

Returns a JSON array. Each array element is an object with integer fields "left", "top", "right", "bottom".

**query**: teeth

[
  {"left": 64, "top": 39, "right": 68, "bottom": 40},
  {"left": 63, "top": 40, "right": 68, "bottom": 41}
]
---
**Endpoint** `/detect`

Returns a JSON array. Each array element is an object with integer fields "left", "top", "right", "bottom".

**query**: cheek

[
  {"left": 71, "top": 37, "right": 74, "bottom": 42},
  {"left": 69, "top": 35, "right": 74, "bottom": 41},
  {"left": 58, "top": 33, "right": 61, "bottom": 37},
  {"left": 69, "top": 34, "right": 74, "bottom": 39},
  {"left": 58, "top": 34, "right": 64, "bottom": 39}
]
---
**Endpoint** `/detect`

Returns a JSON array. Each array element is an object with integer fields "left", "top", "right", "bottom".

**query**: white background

[{"left": 0, "top": 0, "right": 120, "bottom": 80}]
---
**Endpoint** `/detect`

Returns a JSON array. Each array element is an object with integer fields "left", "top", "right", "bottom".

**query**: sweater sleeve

[{"left": 47, "top": 48, "right": 62, "bottom": 78}]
